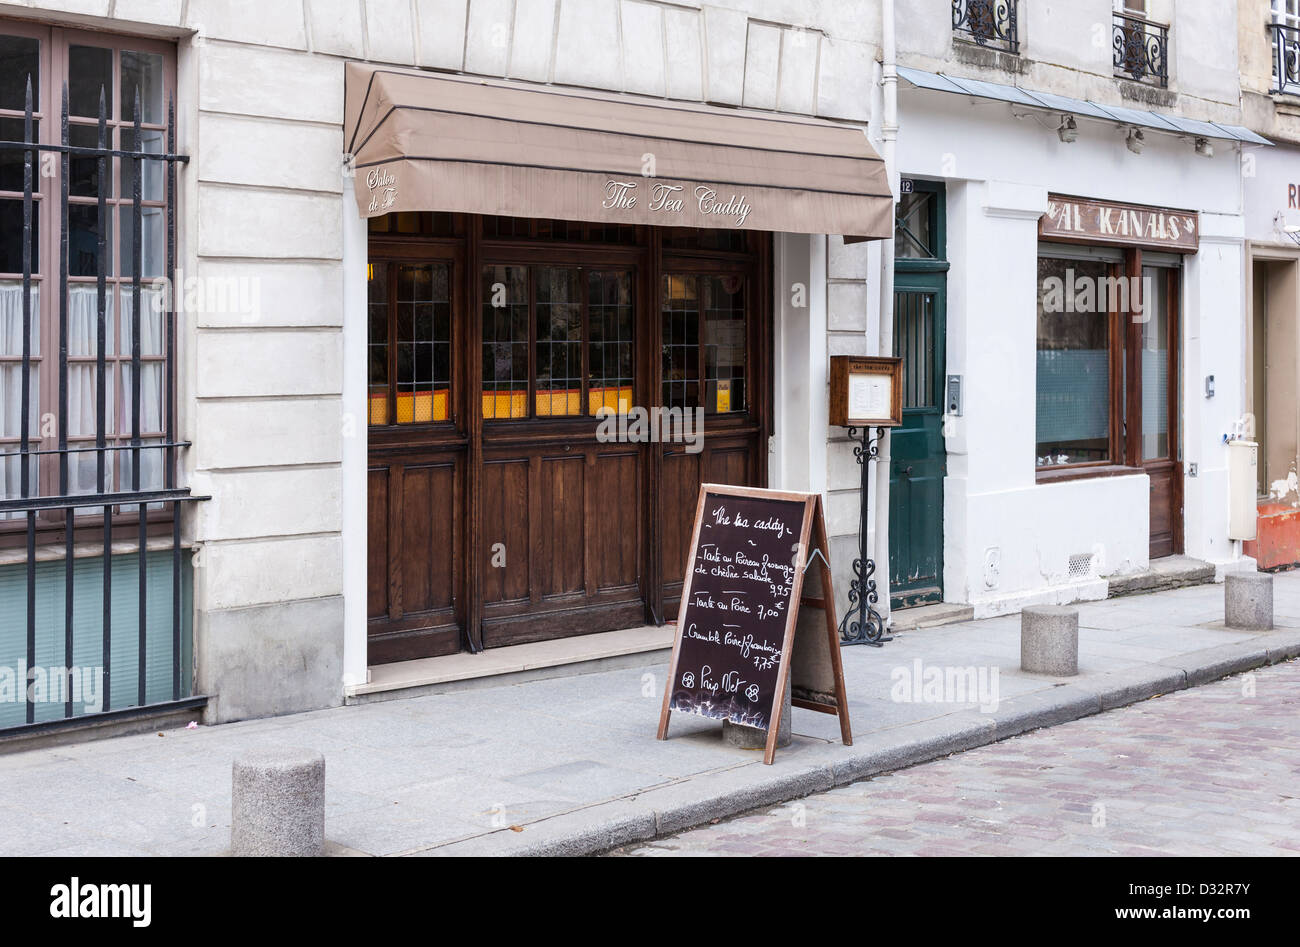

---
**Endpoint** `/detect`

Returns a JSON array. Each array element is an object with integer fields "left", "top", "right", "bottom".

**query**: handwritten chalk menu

[
  {"left": 667, "top": 491, "right": 803, "bottom": 729},
  {"left": 657, "top": 484, "right": 853, "bottom": 764}
]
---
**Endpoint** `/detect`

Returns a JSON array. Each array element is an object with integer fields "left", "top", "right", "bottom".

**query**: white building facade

[{"left": 893, "top": 0, "right": 1260, "bottom": 617}]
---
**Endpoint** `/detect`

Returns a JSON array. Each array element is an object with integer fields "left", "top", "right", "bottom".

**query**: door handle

[{"left": 900, "top": 465, "right": 913, "bottom": 478}]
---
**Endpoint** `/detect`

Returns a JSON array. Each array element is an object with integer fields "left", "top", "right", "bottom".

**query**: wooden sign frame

[
  {"left": 1040, "top": 193, "right": 1200, "bottom": 254},
  {"left": 656, "top": 484, "right": 853, "bottom": 765},
  {"left": 829, "top": 355, "right": 903, "bottom": 428}
]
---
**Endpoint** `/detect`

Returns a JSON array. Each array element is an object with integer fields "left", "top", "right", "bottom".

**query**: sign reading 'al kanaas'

[{"left": 1041, "top": 195, "right": 1199, "bottom": 253}]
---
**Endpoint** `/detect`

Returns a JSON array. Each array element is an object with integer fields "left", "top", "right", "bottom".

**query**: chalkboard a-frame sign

[{"left": 656, "top": 484, "right": 853, "bottom": 765}]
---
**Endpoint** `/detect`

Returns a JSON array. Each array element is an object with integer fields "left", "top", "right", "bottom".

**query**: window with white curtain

[
  {"left": 1275, "top": 0, "right": 1300, "bottom": 27},
  {"left": 0, "top": 21, "right": 174, "bottom": 522}
]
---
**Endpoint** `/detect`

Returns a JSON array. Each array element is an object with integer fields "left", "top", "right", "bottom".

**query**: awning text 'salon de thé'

[{"left": 343, "top": 63, "right": 893, "bottom": 242}]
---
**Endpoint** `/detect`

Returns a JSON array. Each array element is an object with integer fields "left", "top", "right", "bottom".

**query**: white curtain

[
  {"left": 0, "top": 283, "right": 165, "bottom": 514},
  {"left": 117, "top": 287, "right": 164, "bottom": 498},
  {"left": 68, "top": 284, "right": 112, "bottom": 497},
  {"left": 0, "top": 281, "right": 38, "bottom": 519}
]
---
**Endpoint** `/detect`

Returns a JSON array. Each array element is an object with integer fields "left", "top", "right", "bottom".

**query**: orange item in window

[
  {"left": 588, "top": 386, "right": 634, "bottom": 415},
  {"left": 535, "top": 389, "right": 581, "bottom": 416},
  {"left": 369, "top": 389, "right": 449, "bottom": 425},
  {"left": 482, "top": 390, "right": 528, "bottom": 419},
  {"left": 368, "top": 392, "right": 389, "bottom": 426},
  {"left": 395, "top": 389, "right": 449, "bottom": 423}
]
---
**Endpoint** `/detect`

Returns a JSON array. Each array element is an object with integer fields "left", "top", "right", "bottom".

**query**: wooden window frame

[
  {"left": 364, "top": 214, "right": 766, "bottom": 441},
  {"left": 1035, "top": 246, "right": 1181, "bottom": 484},
  {"left": 0, "top": 18, "right": 177, "bottom": 546}
]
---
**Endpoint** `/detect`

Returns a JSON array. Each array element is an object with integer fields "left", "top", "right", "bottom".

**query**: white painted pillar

[
  {"left": 808, "top": 235, "right": 830, "bottom": 498},
  {"left": 769, "top": 233, "right": 827, "bottom": 497},
  {"left": 341, "top": 175, "right": 369, "bottom": 689}
]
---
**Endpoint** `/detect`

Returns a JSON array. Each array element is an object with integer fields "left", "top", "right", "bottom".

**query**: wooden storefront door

[
  {"left": 476, "top": 258, "right": 648, "bottom": 648},
  {"left": 366, "top": 216, "right": 769, "bottom": 662},
  {"left": 1136, "top": 262, "right": 1183, "bottom": 559},
  {"left": 366, "top": 241, "right": 467, "bottom": 664}
]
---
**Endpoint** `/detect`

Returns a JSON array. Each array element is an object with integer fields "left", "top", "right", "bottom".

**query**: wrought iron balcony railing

[
  {"left": 1113, "top": 12, "right": 1169, "bottom": 88},
  {"left": 952, "top": 0, "right": 1019, "bottom": 55},
  {"left": 1271, "top": 22, "right": 1300, "bottom": 95}
]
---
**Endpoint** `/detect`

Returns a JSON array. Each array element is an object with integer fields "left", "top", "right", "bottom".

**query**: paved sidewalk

[
  {"left": 2, "top": 574, "right": 1299, "bottom": 856},
  {"left": 615, "top": 657, "right": 1300, "bottom": 856}
]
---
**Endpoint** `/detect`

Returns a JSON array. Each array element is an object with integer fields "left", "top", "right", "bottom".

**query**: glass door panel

[{"left": 1141, "top": 265, "right": 1169, "bottom": 460}]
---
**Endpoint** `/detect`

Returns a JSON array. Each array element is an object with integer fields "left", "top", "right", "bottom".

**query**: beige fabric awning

[{"left": 344, "top": 64, "right": 893, "bottom": 241}]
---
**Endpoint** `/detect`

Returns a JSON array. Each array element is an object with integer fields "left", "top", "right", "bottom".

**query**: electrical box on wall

[{"left": 1228, "top": 440, "right": 1258, "bottom": 541}]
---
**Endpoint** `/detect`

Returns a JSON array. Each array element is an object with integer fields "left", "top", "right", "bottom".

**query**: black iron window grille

[
  {"left": 951, "top": 0, "right": 1020, "bottom": 55},
  {"left": 0, "top": 74, "right": 203, "bottom": 733},
  {"left": 1272, "top": 23, "right": 1300, "bottom": 95},
  {"left": 1113, "top": 11, "right": 1169, "bottom": 88}
]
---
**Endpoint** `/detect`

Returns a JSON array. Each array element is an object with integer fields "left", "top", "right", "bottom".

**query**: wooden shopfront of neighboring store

[
  {"left": 345, "top": 65, "right": 892, "bottom": 662},
  {"left": 1037, "top": 194, "right": 1198, "bottom": 560}
]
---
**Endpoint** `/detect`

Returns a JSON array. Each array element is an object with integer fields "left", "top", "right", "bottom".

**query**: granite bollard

[
  {"left": 1225, "top": 572, "right": 1273, "bottom": 630},
  {"left": 231, "top": 747, "right": 325, "bottom": 857},
  {"left": 1020, "top": 605, "right": 1079, "bottom": 676}
]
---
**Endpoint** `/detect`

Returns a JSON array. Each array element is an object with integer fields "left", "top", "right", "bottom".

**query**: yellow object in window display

[
  {"left": 482, "top": 390, "right": 528, "bottom": 419},
  {"left": 535, "top": 389, "right": 582, "bottom": 416},
  {"left": 396, "top": 389, "right": 449, "bottom": 423},
  {"left": 369, "top": 389, "right": 450, "bottom": 425},
  {"left": 588, "top": 386, "right": 634, "bottom": 415}
]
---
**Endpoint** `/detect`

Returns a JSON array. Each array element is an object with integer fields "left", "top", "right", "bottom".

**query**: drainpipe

[{"left": 875, "top": 0, "right": 899, "bottom": 624}]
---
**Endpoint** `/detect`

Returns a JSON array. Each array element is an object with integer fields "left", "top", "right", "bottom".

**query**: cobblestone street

[{"left": 616, "top": 659, "right": 1300, "bottom": 857}]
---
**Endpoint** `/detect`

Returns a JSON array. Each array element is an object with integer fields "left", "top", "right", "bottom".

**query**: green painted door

[{"left": 890, "top": 182, "right": 947, "bottom": 609}]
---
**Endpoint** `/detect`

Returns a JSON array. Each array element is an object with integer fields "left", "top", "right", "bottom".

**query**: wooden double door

[{"left": 365, "top": 217, "right": 770, "bottom": 663}]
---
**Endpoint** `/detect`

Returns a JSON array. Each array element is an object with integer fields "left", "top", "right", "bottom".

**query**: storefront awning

[
  {"left": 344, "top": 64, "right": 894, "bottom": 241},
  {"left": 897, "top": 66, "right": 1273, "bottom": 146}
]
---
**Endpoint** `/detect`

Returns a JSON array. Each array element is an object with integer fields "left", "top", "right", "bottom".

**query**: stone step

[
  {"left": 1105, "top": 555, "right": 1216, "bottom": 599},
  {"left": 888, "top": 601, "right": 975, "bottom": 632}
]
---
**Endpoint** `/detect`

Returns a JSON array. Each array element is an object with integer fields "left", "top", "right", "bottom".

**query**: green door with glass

[{"left": 890, "top": 182, "right": 947, "bottom": 609}]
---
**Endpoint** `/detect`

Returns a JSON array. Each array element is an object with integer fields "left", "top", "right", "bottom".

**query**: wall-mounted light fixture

[
  {"left": 1274, "top": 211, "right": 1300, "bottom": 246},
  {"left": 1194, "top": 137, "right": 1214, "bottom": 158},
  {"left": 1057, "top": 114, "right": 1078, "bottom": 143},
  {"left": 1125, "top": 127, "right": 1145, "bottom": 154}
]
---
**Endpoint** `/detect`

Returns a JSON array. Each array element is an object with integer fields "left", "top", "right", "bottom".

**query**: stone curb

[{"left": 408, "top": 632, "right": 1300, "bottom": 857}]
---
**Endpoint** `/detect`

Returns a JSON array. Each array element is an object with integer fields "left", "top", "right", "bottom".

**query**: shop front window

[
  {"left": 1036, "top": 257, "right": 1112, "bottom": 467},
  {"left": 534, "top": 267, "right": 583, "bottom": 417},
  {"left": 480, "top": 265, "right": 529, "bottom": 420},
  {"left": 661, "top": 274, "right": 746, "bottom": 414},
  {"left": 479, "top": 264, "right": 637, "bottom": 420},
  {"left": 586, "top": 270, "right": 633, "bottom": 415},
  {"left": 367, "top": 261, "right": 453, "bottom": 425}
]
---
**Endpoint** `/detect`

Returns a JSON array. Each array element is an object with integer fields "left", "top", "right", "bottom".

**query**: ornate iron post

[{"left": 841, "top": 425, "right": 893, "bottom": 647}]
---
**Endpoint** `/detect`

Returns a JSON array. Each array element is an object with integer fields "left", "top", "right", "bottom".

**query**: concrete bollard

[
  {"left": 723, "top": 672, "right": 792, "bottom": 750},
  {"left": 1225, "top": 572, "right": 1273, "bottom": 631},
  {"left": 1020, "top": 605, "right": 1079, "bottom": 676},
  {"left": 231, "top": 747, "right": 325, "bottom": 857}
]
